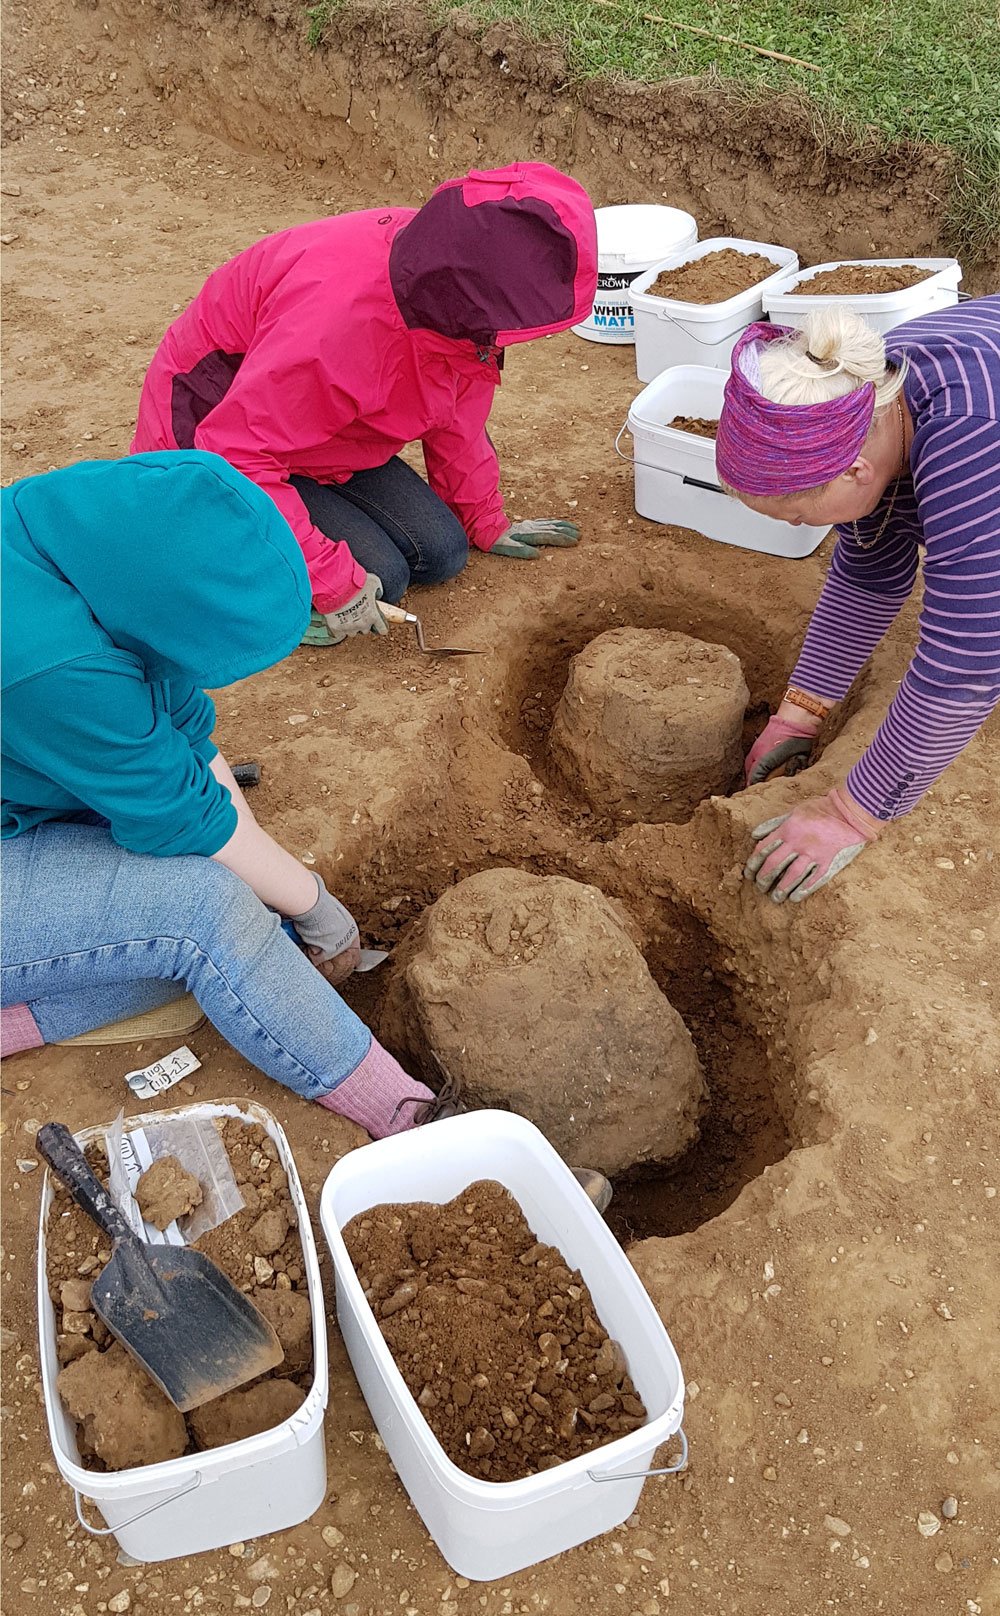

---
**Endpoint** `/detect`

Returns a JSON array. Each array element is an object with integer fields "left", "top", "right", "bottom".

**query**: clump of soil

[
  {"left": 46, "top": 1118, "right": 312, "bottom": 1470},
  {"left": 344, "top": 1180, "right": 647, "bottom": 1482},
  {"left": 550, "top": 628, "right": 749, "bottom": 824},
  {"left": 57, "top": 1342, "right": 188, "bottom": 1469},
  {"left": 189, "top": 1378, "right": 305, "bottom": 1450},
  {"left": 794, "top": 263, "right": 933, "bottom": 295},
  {"left": 649, "top": 248, "right": 778, "bottom": 303},
  {"left": 135, "top": 1154, "right": 204, "bottom": 1230},
  {"left": 382, "top": 868, "right": 705, "bottom": 1176},
  {"left": 666, "top": 415, "right": 718, "bottom": 439}
]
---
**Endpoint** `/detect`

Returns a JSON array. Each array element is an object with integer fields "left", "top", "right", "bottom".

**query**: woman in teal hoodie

[{"left": 0, "top": 452, "right": 444, "bottom": 1134}]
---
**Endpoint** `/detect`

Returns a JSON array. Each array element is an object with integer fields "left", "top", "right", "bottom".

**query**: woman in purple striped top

[{"left": 716, "top": 295, "right": 1000, "bottom": 902}]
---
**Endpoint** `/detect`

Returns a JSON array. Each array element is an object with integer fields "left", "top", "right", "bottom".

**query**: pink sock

[
  {"left": 1, "top": 1003, "right": 44, "bottom": 1058},
  {"left": 317, "top": 1039, "right": 435, "bottom": 1138}
]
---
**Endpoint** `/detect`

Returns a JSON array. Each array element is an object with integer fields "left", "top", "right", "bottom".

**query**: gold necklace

[{"left": 851, "top": 396, "right": 907, "bottom": 550}]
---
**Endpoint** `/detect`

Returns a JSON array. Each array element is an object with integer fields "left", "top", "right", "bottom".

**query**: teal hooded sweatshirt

[{"left": 1, "top": 452, "right": 311, "bottom": 858}]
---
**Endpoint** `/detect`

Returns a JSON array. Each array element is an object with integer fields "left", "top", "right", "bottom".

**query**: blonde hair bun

[{"left": 758, "top": 304, "right": 907, "bottom": 410}]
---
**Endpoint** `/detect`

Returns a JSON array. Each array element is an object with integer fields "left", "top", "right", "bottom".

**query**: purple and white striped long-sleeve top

[{"left": 791, "top": 294, "right": 1000, "bottom": 820}]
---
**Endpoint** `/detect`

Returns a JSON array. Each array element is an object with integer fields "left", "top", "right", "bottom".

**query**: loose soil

[
  {"left": 666, "top": 414, "right": 719, "bottom": 438},
  {"left": 648, "top": 249, "right": 779, "bottom": 302},
  {"left": 45, "top": 1119, "right": 312, "bottom": 1470},
  {"left": 343, "top": 1179, "right": 648, "bottom": 1482},
  {"left": 2, "top": 0, "right": 999, "bottom": 1609},
  {"left": 795, "top": 263, "right": 935, "bottom": 295}
]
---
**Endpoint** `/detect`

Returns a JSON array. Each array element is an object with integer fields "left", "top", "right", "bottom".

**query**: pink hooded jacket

[{"left": 131, "top": 163, "right": 597, "bottom": 612}]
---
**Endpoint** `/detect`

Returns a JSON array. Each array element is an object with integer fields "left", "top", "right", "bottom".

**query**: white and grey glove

[
  {"left": 322, "top": 573, "right": 389, "bottom": 645},
  {"left": 289, "top": 874, "right": 360, "bottom": 962}
]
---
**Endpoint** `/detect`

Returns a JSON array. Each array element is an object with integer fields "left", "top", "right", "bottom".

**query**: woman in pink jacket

[{"left": 132, "top": 163, "right": 597, "bottom": 644}]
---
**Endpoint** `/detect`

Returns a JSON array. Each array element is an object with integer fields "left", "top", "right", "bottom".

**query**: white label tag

[{"left": 125, "top": 1045, "right": 201, "bottom": 1102}]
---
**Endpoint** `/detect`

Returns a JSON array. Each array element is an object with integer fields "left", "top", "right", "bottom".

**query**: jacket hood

[
  {"left": 3, "top": 452, "right": 311, "bottom": 690},
  {"left": 389, "top": 162, "right": 597, "bottom": 348}
]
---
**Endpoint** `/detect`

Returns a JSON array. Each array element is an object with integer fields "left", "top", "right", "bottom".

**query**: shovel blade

[{"left": 92, "top": 1243, "right": 284, "bottom": 1412}]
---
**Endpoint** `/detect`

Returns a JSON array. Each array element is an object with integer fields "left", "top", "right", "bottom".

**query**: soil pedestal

[
  {"left": 549, "top": 628, "right": 749, "bottom": 822},
  {"left": 381, "top": 868, "right": 706, "bottom": 1176}
]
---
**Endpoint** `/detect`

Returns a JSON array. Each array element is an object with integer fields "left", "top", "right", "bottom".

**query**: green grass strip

[{"left": 307, "top": 0, "right": 1000, "bottom": 260}]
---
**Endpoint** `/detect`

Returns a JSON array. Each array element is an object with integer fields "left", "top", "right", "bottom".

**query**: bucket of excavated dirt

[
  {"left": 320, "top": 1110, "right": 686, "bottom": 1580},
  {"left": 573, "top": 203, "right": 697, "bottom": 345},
  {"left": 629, "top": 237, "right": 800, "bottom": 380},
  {"left": 619, "top": 364, "right": 829, "bottom": 558},
  {"left": 763, "top": 257, "right": 963, "bottom": 334},
  {"left": 36, "top": 1101, "right": 328, "bottom": 1562}
]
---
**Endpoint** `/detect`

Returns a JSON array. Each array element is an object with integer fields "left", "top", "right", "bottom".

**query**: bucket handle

[
  {"left": 587, "top": 1424, "right": 688, "bottom": 1483},
  {"left": 74, "top": 1472, "right": 202, "bottom": 1537},
  {"left": 614, "top": 421, "right": 634, "bottom": 463}
]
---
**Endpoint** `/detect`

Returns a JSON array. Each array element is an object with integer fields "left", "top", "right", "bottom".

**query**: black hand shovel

[{"left": 37, "top": 1122, "right": 284, "bottom": 1411}]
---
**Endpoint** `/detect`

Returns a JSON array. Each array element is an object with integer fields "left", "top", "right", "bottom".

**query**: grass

[{"left": 306, "top": 0, "right": 1000, "bottom": 262}]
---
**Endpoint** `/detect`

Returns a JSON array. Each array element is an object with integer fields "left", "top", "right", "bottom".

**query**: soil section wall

[{"left": 85, "top": 0, "right": 979, "bottom": 269}]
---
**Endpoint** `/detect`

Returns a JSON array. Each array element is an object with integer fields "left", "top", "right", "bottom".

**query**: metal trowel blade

[{"left": 356, "top": 949, "right": 390, "bottom": 973}]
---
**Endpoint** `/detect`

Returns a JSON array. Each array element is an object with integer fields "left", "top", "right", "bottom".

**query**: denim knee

[
  {"left": 370, "top": 546, "right": 412, "bottom": 605},
  {"left": 417, "top": 513, "right": 469, "bottom": 588},
  {"left": 177, "top": 858, "right": 277, "bottom": 957}
]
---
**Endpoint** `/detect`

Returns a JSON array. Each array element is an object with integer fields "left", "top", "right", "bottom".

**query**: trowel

[
  {"left": 37, "top": 1122, "right": 284, "bottom": 1411},
  {"left": 379, "top": 603, "right": 484, "bottom": 658}
]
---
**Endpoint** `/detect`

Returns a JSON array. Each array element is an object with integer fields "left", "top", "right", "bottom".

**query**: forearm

[
  {"left": 792, "top": 575, "right": 911, "bottom": 703},
  {"left": 845, "top": 671, "right": 1000, "bottom": 821},
  {"left": 209, "top": 753, "right": 317, "bottom": 913}
]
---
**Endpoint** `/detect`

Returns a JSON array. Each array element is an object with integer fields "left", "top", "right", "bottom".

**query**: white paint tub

[
  {"left": 618, "top": 365, "right": 829, "bottom": 559},
  {"left": 573, "top": 203, "right": 697, "bottom": 345},
  {"left": 763, "top": 257, "right": 963, "bottom": 334},
  {"left": 320, "top": 1110, "right": 686, "bottom": 1581},
  {"left": 629, "top": 236, "right": 800, "bottom": 380},
  {"left": 37, "top": 1100, "right": 329, "bottom": 1562}
]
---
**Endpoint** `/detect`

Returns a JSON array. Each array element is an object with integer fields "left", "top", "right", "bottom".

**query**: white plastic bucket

[
  {"left": 618, "top": 365, "right": 829, "bottom": 559},
  {"left": 573, "top": 204, "right": 697, "bottom": 345},
  {"left": 320, "top": 1110, "right": 686, "bottom": 1581},
  {"left": 629, "top": 236, "right": 800, "bottom": 380},
  {"left": 762, "top": 257, "right": 963, "bottom": 335},
  {"left": 37, "top": 1100, "right": 329, "bottom": 1562}
]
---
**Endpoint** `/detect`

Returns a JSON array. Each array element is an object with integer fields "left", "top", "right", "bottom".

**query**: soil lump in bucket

[
  {"left": 57, "top": 1342, "right": 188, "bottom": 1469},
  {"left": 188, "top": 1378, "right": 304, "bottom": 1449},
  {"left": 550, "top": 628, "right": 749, "bottom": 823},
  {"left": 135, "top": 1154, "right": 204, "bottom": 1231},
  {"left": 380, "top": 867, "right": 705, "bottom": 1176},
  {"left": 344, "top": 1179, "right": 648, "bottom": 1482},
  {"left": 649, "top": 248, "right": 777, "bottom": 303},
  {"left": 795, "top": 263, "right": 932, "bottom": 296}
]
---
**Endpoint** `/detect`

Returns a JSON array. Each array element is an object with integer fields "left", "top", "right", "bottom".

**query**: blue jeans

[
  {"left": 291, "top": 456, "right": 469, "bottom": 603},
  {"left": 0, "top": 821, "right": 371, "bottom": 1101}
]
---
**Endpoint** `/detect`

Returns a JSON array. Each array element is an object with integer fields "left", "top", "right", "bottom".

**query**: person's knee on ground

[{"left": 410, "top": 507, "right": 468, "bottom": 591}]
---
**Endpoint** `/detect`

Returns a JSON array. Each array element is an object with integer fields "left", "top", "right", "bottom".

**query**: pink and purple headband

[{"left": 716, "top": 322, "right": 876, "bottom": 496}]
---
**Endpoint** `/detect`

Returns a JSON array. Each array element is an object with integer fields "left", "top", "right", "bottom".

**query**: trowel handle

[
  {"left": 379, "top": 603, "right": 417, "bottom": 627},
  {"left": 36, "top": 1122, "right": 137, "bottom": 1246}
]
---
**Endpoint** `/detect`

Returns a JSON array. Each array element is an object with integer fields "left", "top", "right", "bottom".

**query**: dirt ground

[{"left": 2, "top": 0, "right": 999, "bottom": 1610}]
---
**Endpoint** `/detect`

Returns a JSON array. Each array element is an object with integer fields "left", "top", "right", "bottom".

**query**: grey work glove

[
  {"left": 290, "top": 873, "right": 360, "bottom": 970},
  {"left": 322, "top": 573, "right": 388, "bottom": 644},
  {"left": 490, "top": 519, "right": 580, "bottom": 560}
]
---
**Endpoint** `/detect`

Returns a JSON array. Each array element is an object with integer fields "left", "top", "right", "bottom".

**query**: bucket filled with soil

[
  {"left": 763, "top": 256, "right": 963, "bottom": 335},
  {"left": 618, "top": 363, "right": 829, "bottom": 558},
  {"left": 37, "top": 1102, "right": 328, "bottom": 1562},
  {"left": 628, "top": 235, "right": 799, "bottom": 380},
  {"left": 321, "top": 1110, "right": 686, "bottom": 1581}
]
